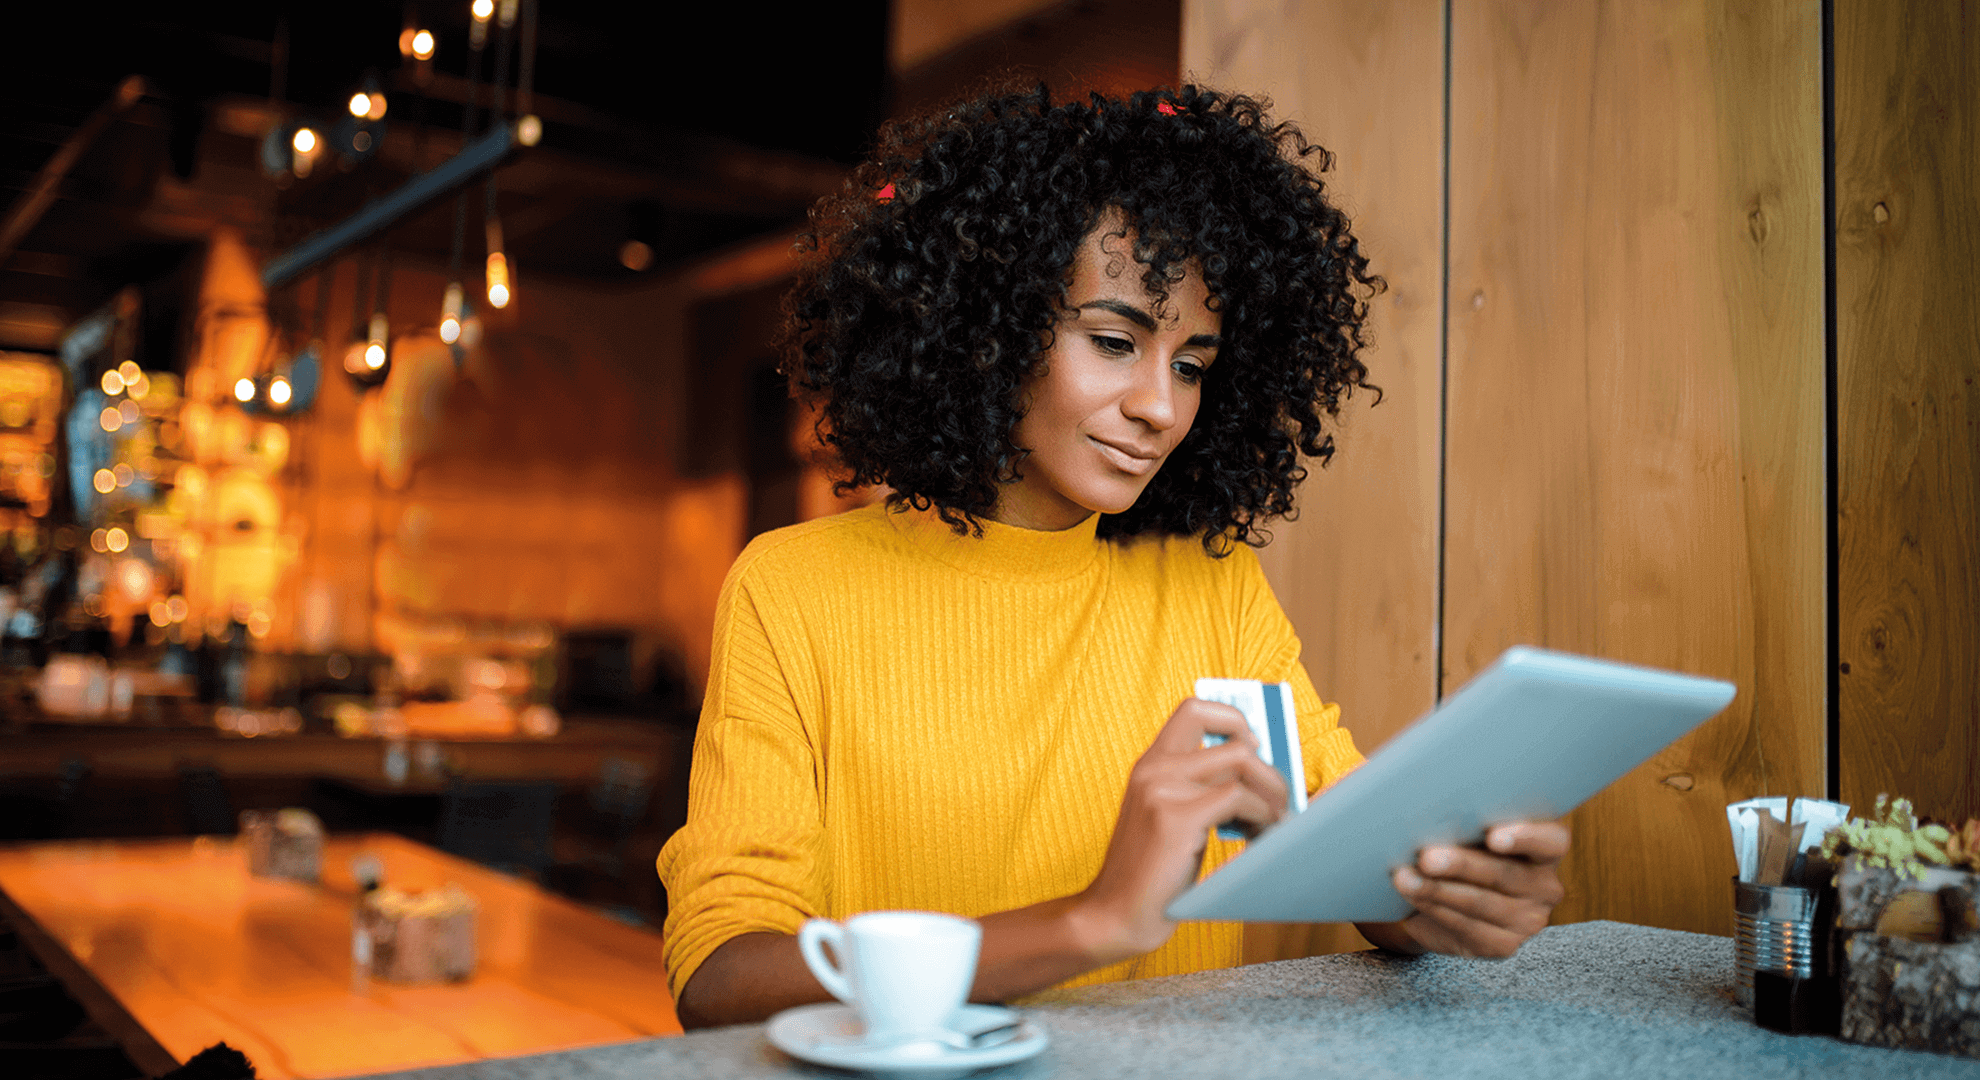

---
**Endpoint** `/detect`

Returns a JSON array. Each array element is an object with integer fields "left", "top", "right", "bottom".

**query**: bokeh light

[{"left": 234, "top": 378, "right": 255, "bottom": 402}]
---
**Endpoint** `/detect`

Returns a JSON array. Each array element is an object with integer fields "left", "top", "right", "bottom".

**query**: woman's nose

[{"left": 1120, "top": 357, "right": 1177, "bottom": 430}]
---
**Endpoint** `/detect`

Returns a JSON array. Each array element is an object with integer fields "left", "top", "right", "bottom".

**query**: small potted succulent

[{"left": 1822, "top": 796, "right": 1980, "bottom": 1057}]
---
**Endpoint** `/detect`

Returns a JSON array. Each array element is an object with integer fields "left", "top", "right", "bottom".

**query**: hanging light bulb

[
  {"left": 470, "top": 0, "right": 493, "bottom": 47},
  {"left": 439, "top": 282, "right": 464, "bottom": 343},
  {"left": 485, "top": 252, "right": 510, "bottom": 309},
  {"left": 292, "top": 126, "right": 319, "bottom": 178},
  {"left": 485, "top": 216, "right": 511, "bottom": 309},
  {"left": 366, "top": 313, "right": 389, "bottom": 370}
]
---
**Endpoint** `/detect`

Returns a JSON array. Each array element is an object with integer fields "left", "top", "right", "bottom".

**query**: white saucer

[{"left": 765, "top": 1002, "right": 1047, "bottom": 1075}]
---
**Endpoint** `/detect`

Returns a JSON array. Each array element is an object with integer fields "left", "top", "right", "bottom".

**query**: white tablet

[{"left": 1165, "top": 646, "right": 1736, "bottom": 923}]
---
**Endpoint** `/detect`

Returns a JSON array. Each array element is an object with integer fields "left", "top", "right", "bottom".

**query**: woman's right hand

[{"left": 1072, "top": 698, "right": 1290, "bottom": 963}]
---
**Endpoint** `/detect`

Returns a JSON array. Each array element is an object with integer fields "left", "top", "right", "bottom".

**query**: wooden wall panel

[
  {"left": 1183, "top": 0, "right": 1444, "bottom": 960},
  {"left": 1835, "top": 1, "right": 1980, "bottom": 824},
  {"left": 1443, "top": 0, "right": 1825, "bottom": 935}
]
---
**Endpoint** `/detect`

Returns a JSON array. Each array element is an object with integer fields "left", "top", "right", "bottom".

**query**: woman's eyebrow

[
  {"left": 1078, "top": 299, "right": 1222, "bottom": 349},
  {"left": 1077, "top": 298, "right": 1158, "bottom": 331}
]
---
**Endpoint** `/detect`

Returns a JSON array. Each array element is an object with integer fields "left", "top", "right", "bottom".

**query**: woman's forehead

[{"left": 1069, "top": 223, "right": 1217, "bottom": 327}]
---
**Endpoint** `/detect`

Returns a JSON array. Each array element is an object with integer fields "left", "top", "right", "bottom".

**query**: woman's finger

[
  {"left": 1484, "top": 821, "right": 1572, "bottom": 863},
  {"left": 1151, "top": 698, "right": 1255, "bottom": 754},
  {"left": 1395, "top": 867, "right": 1551, "bottom": 940},
  {"left": 1415, "top": 846, "right": 1562, "bottom": 904}
]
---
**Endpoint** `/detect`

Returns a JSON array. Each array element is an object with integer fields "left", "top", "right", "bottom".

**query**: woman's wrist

[{"left": 1062, "top": 890, "right": 1142, "bottom": 969}]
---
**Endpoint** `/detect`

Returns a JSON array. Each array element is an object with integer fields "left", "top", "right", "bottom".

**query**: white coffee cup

[{"left": 797, "top": 911, "right": 981, "bottom": 1041}]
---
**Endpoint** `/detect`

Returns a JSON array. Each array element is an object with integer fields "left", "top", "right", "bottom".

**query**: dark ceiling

[{"left": 0, "top": 0, "right": 889, "bottom": 352}]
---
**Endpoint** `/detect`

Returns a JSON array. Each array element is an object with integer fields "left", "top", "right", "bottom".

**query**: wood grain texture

[
  {"left": 0, "top": 834, "right": 681, "bottom": 1079},
  {"left": 1834, "top": 1, "right": 1980, "bottom": 825},
  {"left": 1183, "top": 0, "right": 1443, "bottom": 962},
  {"left": 1443, "top": 0, "right": 1825, "bottom": 935}
]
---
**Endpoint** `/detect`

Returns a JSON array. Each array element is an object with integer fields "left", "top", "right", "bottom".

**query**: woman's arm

[{"left": 676, "top": 698, "right": 1285, "bottom": 1028}]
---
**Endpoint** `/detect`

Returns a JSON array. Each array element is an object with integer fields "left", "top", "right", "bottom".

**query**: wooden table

[{"left": 0, "top": 833, "right": 683, "bottom": 1079}]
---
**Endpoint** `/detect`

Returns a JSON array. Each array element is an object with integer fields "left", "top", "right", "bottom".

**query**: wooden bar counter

[{"left": 0, "top": 833, "right": 682, "bottom": 1079}]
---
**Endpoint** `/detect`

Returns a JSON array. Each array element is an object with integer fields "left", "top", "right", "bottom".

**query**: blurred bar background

[{"left": 0, "top": 2, "right": 1972, "bottom": 1073}]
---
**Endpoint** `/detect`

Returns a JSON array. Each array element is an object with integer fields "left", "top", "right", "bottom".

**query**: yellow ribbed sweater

[{"left": 656, "top": 503, "right": 1364, "bottom": 1003}]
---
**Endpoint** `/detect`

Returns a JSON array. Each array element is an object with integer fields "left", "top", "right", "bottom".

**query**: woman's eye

[
  {"left": 1091, "top": 335, "right": 1134, "bottom": 356},
  {"left": 1172, "top": 360, "right": 1206, "bottom": 385}
]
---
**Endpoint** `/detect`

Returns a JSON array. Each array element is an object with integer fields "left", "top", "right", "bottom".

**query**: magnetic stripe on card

[{"left": 1262, "top": 682, "right": 1295, "bottom": 810}]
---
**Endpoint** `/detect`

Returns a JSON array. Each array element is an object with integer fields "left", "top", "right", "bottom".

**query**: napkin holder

[{"left": 240, "top": 808, "right": 324, "bottom": 883}]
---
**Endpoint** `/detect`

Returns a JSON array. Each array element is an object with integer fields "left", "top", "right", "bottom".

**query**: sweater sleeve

[
  {"left": 655, "top": 569, "right": 828, "bottom": 1003},
  {"left": 1228, "top": 547, "right": 1366, "bottom": 797}
]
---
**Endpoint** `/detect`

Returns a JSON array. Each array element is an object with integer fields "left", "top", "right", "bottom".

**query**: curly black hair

[{"left": 780, "top": 83, "right": 1382, "bottom": 552}]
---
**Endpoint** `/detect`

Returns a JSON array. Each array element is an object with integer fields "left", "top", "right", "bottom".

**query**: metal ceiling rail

[{"left": 260, "top": 120, "right": 517, "bottom": 290}]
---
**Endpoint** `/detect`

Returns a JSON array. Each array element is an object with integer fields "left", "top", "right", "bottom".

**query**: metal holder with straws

[
  {"left": 1732, "top": 878, "right": 1824, "bottom": 1009},
  {"left": 1727, "top": 796, "right": 1849, "bottom": 1033}
]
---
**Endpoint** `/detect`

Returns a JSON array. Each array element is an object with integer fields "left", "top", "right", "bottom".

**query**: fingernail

[
  {"left": 1488, "top": 828, "right": 1515, "bottom": 852},
  {"left": 1421, "top": 849, "right": 1453, "bottom": 874},
  {"left": 1395, "top": 867, "right": 1423, "bottom": 893}
]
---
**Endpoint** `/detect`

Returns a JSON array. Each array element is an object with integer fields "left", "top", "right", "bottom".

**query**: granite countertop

[{"left": 362, "top": 922, "right": 1980, "bottom": 1080}]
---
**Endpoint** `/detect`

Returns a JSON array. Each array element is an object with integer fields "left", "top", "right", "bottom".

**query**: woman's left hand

[{"left": 1362, "top": 821, "right": 1571, "bottom": 958}]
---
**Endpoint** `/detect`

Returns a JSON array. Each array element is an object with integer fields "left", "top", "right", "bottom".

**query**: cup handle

[{"left": 797, "top": 918, "right": 857, "bottom": 1005}]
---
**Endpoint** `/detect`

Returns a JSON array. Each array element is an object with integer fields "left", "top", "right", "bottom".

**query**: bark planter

[{"left": 1834, "top": 854, "right": 1980, "bottom": 1057}]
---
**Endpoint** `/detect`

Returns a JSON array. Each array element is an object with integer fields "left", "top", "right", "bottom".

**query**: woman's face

[{"left": 994, "top": 221, "right": 1222, "bottom": 531}]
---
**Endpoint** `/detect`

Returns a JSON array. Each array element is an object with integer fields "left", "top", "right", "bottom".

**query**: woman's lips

[{"left": 1088, "top": 435, "right": 1160, "bottom": 476}]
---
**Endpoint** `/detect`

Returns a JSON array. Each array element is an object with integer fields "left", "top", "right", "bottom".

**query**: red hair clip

[
  {"left": 876, "top": 182, "right": 896, "bottom": 202},
  {"left": 1157, "top": 102, "right": 1179, "bottom": 116}
]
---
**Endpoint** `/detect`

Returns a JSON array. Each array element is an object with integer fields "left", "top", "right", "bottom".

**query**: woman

[{"left": 658, "top": 85, "right": 1568, "bottom": 1029}]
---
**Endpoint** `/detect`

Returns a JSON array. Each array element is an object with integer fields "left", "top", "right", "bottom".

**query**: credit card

[{"left": 1196, "top": 679, "right": 1307, "bottom": 841}]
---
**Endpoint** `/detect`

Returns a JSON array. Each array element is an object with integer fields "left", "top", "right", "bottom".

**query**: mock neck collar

[{"left": 887, "top": 502, "right": 1104, "bottom": 582}]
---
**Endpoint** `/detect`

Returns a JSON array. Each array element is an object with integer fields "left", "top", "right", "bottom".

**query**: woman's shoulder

[
  {"left": 728, "top": 503, "right": 906, "bottom": 587},
  {"left": 1108, "top": 529, "right": 1266, "bottom": 587}
]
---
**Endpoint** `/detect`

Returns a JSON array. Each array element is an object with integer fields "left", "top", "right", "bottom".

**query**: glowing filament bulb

[
  {"left": 365, "top": 312, "right": 389, "bottom": 370},
  {"left": 292, "top": 127, "right": 317, "bottom": 155},
  {"left": 234, "top": 378, "right": 255, "bottom": 403},
  {"left": 439, "top": 282, "right": 464, "bottom": 344},
  {"left": 485, "top": 252, "right": 511, "bottom": 309},
  {"left": 349, "top": 92, "right": 371, "bottom": 118},
  {"left": 269, "top": 377, "right": 293, "bottom": 407}
]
